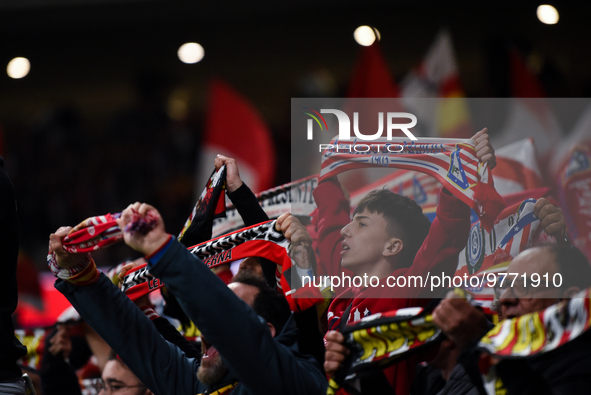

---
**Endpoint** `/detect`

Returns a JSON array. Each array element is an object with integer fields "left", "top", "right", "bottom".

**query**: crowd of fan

[{"left": 2, "top": 129, "right": 591, "bottom": 395}]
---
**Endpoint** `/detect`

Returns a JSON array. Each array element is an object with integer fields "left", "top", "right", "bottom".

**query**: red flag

[
  {"left": 197, "top": 79, "right": 276, "bottom": 194},
  {"left": 347, "top": 42, "right": 400, "bottom": 98},
  {"left": 341, "top": 43, "right": 403, "bottom": 191}
]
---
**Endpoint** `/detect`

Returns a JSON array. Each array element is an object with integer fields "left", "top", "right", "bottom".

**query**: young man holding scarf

[{"left": 320, "top": 130, "right": 497, "bottom": 395}]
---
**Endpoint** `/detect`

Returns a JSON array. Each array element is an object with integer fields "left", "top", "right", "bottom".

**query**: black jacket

[{"left": 0, "top": 156, "right": 27, "bottom": 380}]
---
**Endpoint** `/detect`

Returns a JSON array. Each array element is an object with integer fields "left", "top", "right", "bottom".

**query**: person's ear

[
  {"left": 383, "top": 238, "right": 403, "bottom": 257},
  {"left": 267, "top": 322, "right": 276, "bottom": 337},
  {"left": 562, "top": 286, "right": 581, "bottom": 299}
]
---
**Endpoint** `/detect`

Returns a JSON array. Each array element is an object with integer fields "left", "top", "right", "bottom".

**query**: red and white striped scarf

[
  {"left": 62, "top": 213, "right": 123, "bottom": 253},
  {"left": 319, "top": 137, "right": 506, "bottom": 231},
  {"left": 62, "top": 167, "right": 225, "bottom": 254},
  {"left": 62, "top": 211, "right": 158, "bottom": 253}
]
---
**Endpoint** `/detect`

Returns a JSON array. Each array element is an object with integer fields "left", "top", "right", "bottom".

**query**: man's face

[
  {"left": 197, "top": 336, "right": 227, "bottom": 386},
  {"left": 498, "top": 247, "right": 561, "bottom": 320},
  {"left": 197, "top": 283, "right": 260, "bottom": 385},
  {"left": 340, "top": 209, "right": 392, "bottom": 274},
  {"left": 291, "top": 244, "right": 312, "bottom": 270},
  {"left": 238, "top": 257, "right": 264, "bottom": 277},
  {"left": 100, "top": 359, "right": 150, "bottom": 395}
]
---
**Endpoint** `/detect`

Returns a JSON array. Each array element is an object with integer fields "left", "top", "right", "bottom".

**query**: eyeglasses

[{"left": 89, "top": 378, "right": 147, "bottom": 394}]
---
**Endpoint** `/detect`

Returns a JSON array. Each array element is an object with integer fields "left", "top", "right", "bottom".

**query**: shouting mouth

[
  {"left": 201, "top": 336, "right": 219, "bottom": 363},
  {"left": 341, "top": 242, "right": 350, "bottom": 255}
]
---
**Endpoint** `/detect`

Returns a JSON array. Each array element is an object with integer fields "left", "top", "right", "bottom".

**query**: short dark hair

[
  {"left": 231, "top": 271, "right": 292, "bottom": 334},
  {"left": 354, "top": 189, "right": 431, "bottom": 267},
  {"left": 539, "top": 244, "right": 591, "bottom": 293}
]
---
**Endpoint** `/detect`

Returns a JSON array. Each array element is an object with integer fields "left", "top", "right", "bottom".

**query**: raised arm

[
  {"left": 216, "top": 154, "right": 269, "bottom": 226},
  {"left": 49, "top": 228, "right": 198, "bottom": 395},
  {"left": 117, "top": 203, "right": 327, "bottom": 395}
]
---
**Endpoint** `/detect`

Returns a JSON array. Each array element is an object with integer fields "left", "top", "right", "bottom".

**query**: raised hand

[
  {"left": 116, "top": 202, "right": 170, "bottom": 256},
  {"left": 276, "top": 213, "right": 312, "bottom": 245},
  {"left": 472, "top": 128, "right": 497, "bottom": 170},
  {"left": 49, "top": 226, "right": 85, "bottom": 268},
  {"left": 215, "top": 154, "right": 243, "bottom": 193},
  {"left": 324, "top": 330, "right": 350, "bottom": 378},
  {"left": 534, "top": 198, "right": 567, "bottom": 242}
]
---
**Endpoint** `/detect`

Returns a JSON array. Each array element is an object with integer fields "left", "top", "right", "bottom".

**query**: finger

[
  {"left": 325, "top": 350, "right": 347, "bottom": 363},
  {"left": 540, "top": 211, "right": 561, "bottom": 229},
  {"left": 533, "top": 198, "right": 550, "bottom": 217},
  {"left": 324, "top": 361, "right": 341, "bottom": 377},
  {"left": 281, "top": 216, "right": 292, "bottom": 233},
  {"left": 471, "top": 128, "right": 488, "bottom": 140},
  {"left": 325, "top": 341, "right": 349, "bottom": 355},
  {"left": 476, "top": 142, "right": 494, "bottom": 155},
  {"left": 49, "top": 229, "right": 72, "bottom": 255},
  {"left": 49, "top": 234, "right": 60, "bottom": 251},
  {"left": 476, "top": 145, "right": 494, "bottom": 157},
  {"left": 55, "top": 227, "right": 73, "bottom": 237},
  {"left": 276, "top": 214, "right": 292, "bottom": 238},
  {"left": 54, "top": 339, "right": 68, "bottom": 350},
  {"left": 120, "top": 203, "right": 141, "bottom": 225},
  {"left": 472, "top": 128, "right": 488, "bottom": 141},
  {"left": 276, "top": 212, "right": 290, "bottom": 228},
  {"left": 432, "top": 303, "right": 452, "bottom": 328},
  {"left": 536, "top": 202, "right": 558, "bottom": 220},
  {"left": 479, "top": 153, "right": 493, "bottom": 163},
  {"left": 137, "top": 203, "right": 154, "bottom": 216},
  {"left": 475, "top": 138, "right": 491, "bottom": 151},
  {"left": 545, "top": 221, "right": 565, "bottom": 238},
  {"left": 220, "top": 157, "right": 236, "bottom": 170},
  {"left": 476, "top": 146, "right": 494, "bottom": 159},
  {"left": 48, "top": 344, "right": 59, "bottom": 355},
  {"left": 214, "top": 156, "right": 223, "bottom": 170},
  {"left": 283, "top": 225, "right": 292, "bottom": 241},
  {"left": 118, "top": 262, "right": 135, "bottom": 282},
  {"left": 137, "top": 203, "right": 161, "bottom": 224},
  {"left": 325, "top": 330, "right": 345, "bottom": 343}
]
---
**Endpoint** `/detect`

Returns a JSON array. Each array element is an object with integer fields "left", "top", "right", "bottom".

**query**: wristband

[
  {"left": 47, "top": 252, "right": 100, "bottom": 286},
  {"left": 68, "top": 259, "right": 100, "bottom": 286}
]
